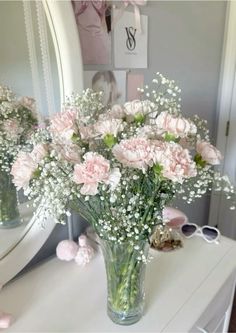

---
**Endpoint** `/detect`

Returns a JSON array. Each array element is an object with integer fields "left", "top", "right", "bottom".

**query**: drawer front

[
  {"left": 195, "top": 312, "right": 227, "bottom": 333},
  {"left": 191, "top": 274, "right": 235, "bottom": 333}
]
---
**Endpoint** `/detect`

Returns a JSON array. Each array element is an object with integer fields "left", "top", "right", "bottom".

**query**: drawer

[{"left": 190, "top": 273, "right": 235, "bottom": 333}]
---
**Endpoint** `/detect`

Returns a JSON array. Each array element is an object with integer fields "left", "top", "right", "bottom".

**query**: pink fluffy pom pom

[
  {"left": 78, "top": 234, "right": 87, "bottom": 247},
  {"left": 0, "top": 313, "right": 12, "bottom": 329},
  {"left": 75, "top": 246, "right": 94, "bottom": 266},
  {"left": 56, "top": 240, "right": 79, "bottom": 261}
]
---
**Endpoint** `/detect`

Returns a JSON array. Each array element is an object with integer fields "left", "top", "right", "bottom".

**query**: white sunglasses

[{"left": 180, "top": 223, "right": 220, "bottom": 244}]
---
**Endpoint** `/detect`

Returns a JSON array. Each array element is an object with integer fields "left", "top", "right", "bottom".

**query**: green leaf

[
  {"left": 71, "top": 133, "right": 80, "bottom": 143},
  {"left": 164, "top": 132, "right": 180, "bottom": 143},
  {"left": 194, "top": 153, "right": 207, "bottom": 168},
  {"left": 103, "top": 134, "right": 117, "bottom": 148},
  {"left": 33, "top": 168, "right": 41, "bottom": 178},
  {"left": 134, "top": 113, "right": 145, "bottom": 124},
  {"left": 153, "top": 163, "right": 163, "bottom": 176}
]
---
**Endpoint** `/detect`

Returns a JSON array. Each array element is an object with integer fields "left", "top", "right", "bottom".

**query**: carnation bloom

[
  {"left": 50, "top": 109, "right": 77, "bottom": 141},
  {"left": 124, "top": 100, "right": 152, "bottom": 117},
  {"left": 151, "top": 140, "right": 167, "bottom": 161},
  {"left": 11, "top": 145, "right": 47, "bottom": 190},
  {"left": 30, "top": 144, "right": 47, "bottom": 163},
  {"left": 137, "top": 125, "right": 164, "bottom": 139},
  {"left": 112, "top": 138, "right": 153, "bottom": 171},
  {"left": 110, "top": 104, "right": 126, "bottom": 119},
  {"left": 79, "top": 124, "right": 96, "bottom": 141},
  {"left": 94, "top": 119, "right": 124, "bottom": 138},
  {"left": 155, "top": 111, "right": 197, "bottom": 138},
  {"left": 196, "top": 141, "right": 222, "bottom": 165},
  {"left": 53, "top": 143, "right": 81, "bottom": 164},
  {"left": 11, "top": 152, "right": 38, "bottom": 189},
  {"left": 3, "top": 119, "right": 23, "bottom": 140},
  {"left": 73, "top": 152, "right": 111, "bottom": 195},
  {"left": 152, "top": 141, "right": 197, "bottom": 183},
  {"left": 99, "top": 104, "right": 125, "bottom": 121}
]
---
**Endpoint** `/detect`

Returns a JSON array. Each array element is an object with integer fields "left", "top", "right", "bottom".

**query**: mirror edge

[
  {"left": 0, "top": 0, "right": 84, "bottom": 285},
  {"left": 43, "top": 0, "right": 84, "bottom": 103}
]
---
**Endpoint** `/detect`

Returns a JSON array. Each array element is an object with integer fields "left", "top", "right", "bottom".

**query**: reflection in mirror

[{"left": 0, "top": 1, "right": 60, "bottom": 260}]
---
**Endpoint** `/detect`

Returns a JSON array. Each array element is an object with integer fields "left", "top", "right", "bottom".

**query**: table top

[
  {"left": 0, "top": 202, "right": 35, "bottom": 259},
  {"left": 1, "top": 236, "right": 236, "bottom": 332}
]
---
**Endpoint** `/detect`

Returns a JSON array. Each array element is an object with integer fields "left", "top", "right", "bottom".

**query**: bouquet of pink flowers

[
  {"left": 11, "top": 73, "right": 235, "bottom": 244},
  {"left": 0, "top": 84, "right": 38, "bottom": 173}
]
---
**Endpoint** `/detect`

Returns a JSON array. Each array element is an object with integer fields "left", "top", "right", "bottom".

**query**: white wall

[{"left": 0, "top": 1, "right": 33, "bottom": 97}]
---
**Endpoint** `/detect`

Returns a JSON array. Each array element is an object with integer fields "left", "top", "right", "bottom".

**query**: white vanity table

[{"left": 0, "top": 236, "right": 235, "bottom": 332}]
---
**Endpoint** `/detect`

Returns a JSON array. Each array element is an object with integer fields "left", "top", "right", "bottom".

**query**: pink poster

[
  {"left": 127, "top": 73, "right": 144, "bottom": 101},
  {"left": 72, "top": 1, "right": 111, "bottom": 65}
]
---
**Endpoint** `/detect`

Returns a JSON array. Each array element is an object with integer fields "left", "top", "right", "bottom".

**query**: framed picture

[{"left": 84, "top": 70, "right": 126, "bottom": 107}]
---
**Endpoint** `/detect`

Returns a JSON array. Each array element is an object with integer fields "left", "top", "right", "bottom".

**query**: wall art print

[{"left": 84, "top": 70, "right": 126, "bottom": 107}]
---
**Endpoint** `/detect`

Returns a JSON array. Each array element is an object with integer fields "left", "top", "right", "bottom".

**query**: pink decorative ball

[
  {"left": 163, "top": 207, "right": 188, "bottom": 228},
  {"left": 0, "top": 313, "right": 12, "bottom": 329},
  {"left": 56, "top": 240, "right": 79, "bottom": 261}
]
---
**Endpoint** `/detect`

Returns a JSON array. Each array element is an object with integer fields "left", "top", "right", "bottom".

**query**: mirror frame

[{"left": 0, "top": 0, "right": 83, "bottom": 285}]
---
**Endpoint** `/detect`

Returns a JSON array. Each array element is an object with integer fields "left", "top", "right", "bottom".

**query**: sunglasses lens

[
  {"left": 181, "top": 224, "right": 197, "bottom": 237},
  {"left": 202, "top": 227, "right": 218, "bottom": 240}
]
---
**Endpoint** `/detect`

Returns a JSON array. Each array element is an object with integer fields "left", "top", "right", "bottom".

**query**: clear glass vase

[
  {"left": 100, "top": 238, "right": 149, "bottom": 325},
  {"left": 0, "top": 169, "right": 20, "bottom": 228}
]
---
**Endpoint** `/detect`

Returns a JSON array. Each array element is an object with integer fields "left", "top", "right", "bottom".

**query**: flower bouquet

[
  {"left": 0, "top": 85, "right": 38, "bottom": 228},
  {"left": 11, "top": 73, "right": 235, "bottom": 324}
]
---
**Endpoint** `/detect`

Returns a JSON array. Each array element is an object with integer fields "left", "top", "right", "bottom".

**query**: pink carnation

[
  {"left": 99, "top": 105, "right": 125, "bottom": 121},
  {"left": 3, "top": 119, "right": 23, "bottom": 140},
  {"left": 112, "top": 138, "right": 153, "bottom": 171},
  {"left": 73, "top": 152, "right": 110, "bottom": 195},
  {"left": 151, "top": 140, "right": 167, "bottom": 161},
  {"left": 50, "top": 109, "right": 77, "bottom": 141},
  {"left": 196, "top": 141, "right": 222, "bottom": 165},
  {"left": 11, "top": 145, "right": 47, "bottom": 189},
  {"left": 155, "top": 111, "right": 197, "bottom": 138},
  {"left": 94, "top": 119, "right": 124, "bottom": 138},
  {"left": 30, "top": 144, "right": 47, "bottom": 163},
  {"left": 153, "top": 142, "right": 197, "bottom": 183},
  {"left": 124, "top": 100, "right": 152, "bottom": 117},
  {"left": 53, "top": 143, "right": 81, "bottom": 164},
  {"left": 11, "top": 152, "right": 38, "bottom": 189},
  {"left": 79, "top": 124, "right": 96, "bottom": 141},
  {"left": 110, "top": 104, "right": 125, "bottom": 119}
]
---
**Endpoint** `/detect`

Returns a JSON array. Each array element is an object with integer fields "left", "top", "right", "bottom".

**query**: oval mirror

[{"left": 0, "top": 0, "right": 83, "bottom": 284}]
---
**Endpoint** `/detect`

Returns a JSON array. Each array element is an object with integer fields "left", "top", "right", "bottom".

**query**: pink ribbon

[{"left": 112, "top": 0, "right": 147, "bottom": 34}]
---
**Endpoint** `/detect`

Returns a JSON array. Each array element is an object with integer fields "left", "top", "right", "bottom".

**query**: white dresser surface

[{"left": 0, "top": 236, "right": 236, "bottom": 332}]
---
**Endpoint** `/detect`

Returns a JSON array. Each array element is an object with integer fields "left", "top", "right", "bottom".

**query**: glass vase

[
  {"left": 0, "top": 169, "right": 20, "bottom": 228},
  {"left": 100, "top": 238, "right": 149, "bottom": 325}
]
